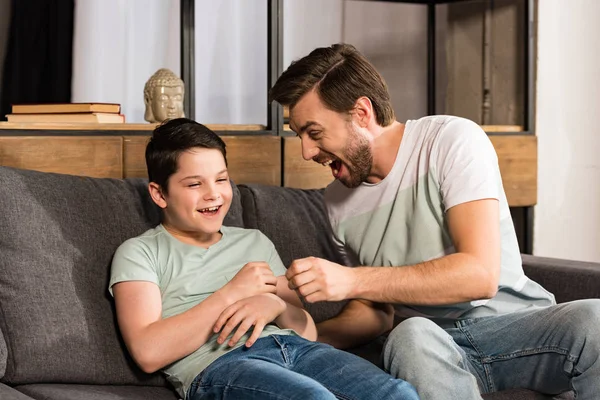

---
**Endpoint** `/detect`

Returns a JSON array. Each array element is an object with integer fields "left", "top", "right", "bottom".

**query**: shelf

[{"left": 0, "top": 122, "right": 267, "bottom": 132}]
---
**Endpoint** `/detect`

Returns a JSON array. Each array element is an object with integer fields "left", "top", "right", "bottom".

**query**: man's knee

[
  {"left": 564, "top": 299, "right": 600, "bottom": 335},
  {"left": 383, "top": 317, "right": 450, "bottom": 368}
]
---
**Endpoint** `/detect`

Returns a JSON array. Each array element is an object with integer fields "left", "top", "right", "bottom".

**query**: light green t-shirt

[{"left": 109, "top": 225, "right": 295, "bottom": 399}]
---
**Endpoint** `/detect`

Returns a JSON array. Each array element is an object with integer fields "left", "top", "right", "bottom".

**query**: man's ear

[
  {"left": 148, "top": 182, "right": 167, "bottom": 209},
  {"left": 353, "top": 96, "right": 374, "bottom": 128}
]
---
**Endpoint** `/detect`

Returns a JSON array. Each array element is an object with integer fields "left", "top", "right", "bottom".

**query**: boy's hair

[
  {"left": 269, "top": 43, "right": 395, "bottom": 127},
  {"left": 145, "top": 118, "right": 227, "bottom": 194}
]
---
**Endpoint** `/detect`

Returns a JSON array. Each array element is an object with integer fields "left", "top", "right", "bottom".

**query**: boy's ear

[{"left": 148, "top": 182, "right": 167, "bottom": 209}]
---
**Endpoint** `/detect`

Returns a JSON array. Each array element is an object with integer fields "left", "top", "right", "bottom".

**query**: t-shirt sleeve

[
  {"left": 108, "top": 238, "right": 160, "bottom": 296},
  {"left": 433, "top": 118, "right": 502, "bottom": 211},
  {"left": 261, "top": 234, "right": 287, "bottom": 276}
]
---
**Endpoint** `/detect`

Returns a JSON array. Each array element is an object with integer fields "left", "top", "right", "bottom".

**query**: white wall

[
  {"left": 343, "top": 1, "right": 428, "bottom": 121},
  {"left": 283, "top": 0, "right": 343, "bottom": 69},
  {"left": 193, "top": 0, "right": 267, "bottom": 125},
  {"left": 72, "top": 0, "right": 426, "bottom": 124},
  {"left": 534, "top": 0, "right": 600, "bottom": 262},
  {"left": 72, "top": 0, "right": 180, "bottom": 123}
]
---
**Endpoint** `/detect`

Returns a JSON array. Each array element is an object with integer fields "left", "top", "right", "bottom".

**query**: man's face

[
  {"left": 160, "top": 148, "right": 232, "bottom": 242},
  {"left": 151, "top": 85, "right": 184, "bottom": 122},
  {"left": 289, "top": 90, "right": 373, "bottom": 188}
]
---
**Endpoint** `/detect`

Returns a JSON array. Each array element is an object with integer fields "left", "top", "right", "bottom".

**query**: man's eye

[{"left": 309, "top": 131, "right": 321, "bottom": 139}]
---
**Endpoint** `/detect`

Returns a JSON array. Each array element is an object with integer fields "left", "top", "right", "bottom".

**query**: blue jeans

[
  {"left": 383, "top": 299, "right": 600, "bottom": 400},
  {"left": 187, "top": 334, "right": 419, "bottom": 400}
]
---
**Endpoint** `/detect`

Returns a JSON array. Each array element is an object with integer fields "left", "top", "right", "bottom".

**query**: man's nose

[{"left": 301, "top": 138, "right": 319, "bottom": 161}]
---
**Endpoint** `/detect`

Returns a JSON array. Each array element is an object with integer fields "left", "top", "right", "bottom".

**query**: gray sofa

[{"left": 0, "top": 166, "right": 597, "bottom": 400}]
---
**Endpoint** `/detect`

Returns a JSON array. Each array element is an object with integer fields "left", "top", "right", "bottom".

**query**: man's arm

[
  {"left": 277, "top": 276, "right": 391, "bottom": 348},
  {"left": 316, "top": 299, "right": 393, "bottom": 349},
  {"left": 113, "top": 262, "right": 277, "bottom": 374},
  {"left": 287, "top": 198, "right": 501, "bottom": 305}
]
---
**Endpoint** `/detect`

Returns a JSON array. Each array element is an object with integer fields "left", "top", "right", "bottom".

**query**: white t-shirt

[{"left": 325, "top": 116, "right": 554, "bottom": 326}]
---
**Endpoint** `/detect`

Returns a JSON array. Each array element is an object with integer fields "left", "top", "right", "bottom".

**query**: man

[
  {"left": 109, "top": 118, "right": 418, "bottom": 400},
  {"left": 270, "top": 43, "right": 600, "bottom": 399}
]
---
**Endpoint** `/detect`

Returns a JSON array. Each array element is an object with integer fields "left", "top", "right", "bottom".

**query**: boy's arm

[
  {"left": 113, "top": 281, "right": 234, "bottom": 374},
  {"left": 113, "top": 262, "right": 277, "bottom": 374},
  {"left": 213, "top": 278, "right": 319, "bottom": 346},
  {"left": 275, "top": 276, "right": 318, "bottom": 341}
]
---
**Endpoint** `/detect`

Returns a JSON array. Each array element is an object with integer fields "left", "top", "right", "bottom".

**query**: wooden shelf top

[{"left": 0, "top": 122, "right": 266, "bottom": 131}]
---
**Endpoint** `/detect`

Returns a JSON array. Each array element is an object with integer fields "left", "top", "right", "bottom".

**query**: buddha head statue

[{"left": 143, "top": 68, "right": 185, "bottom": 123}]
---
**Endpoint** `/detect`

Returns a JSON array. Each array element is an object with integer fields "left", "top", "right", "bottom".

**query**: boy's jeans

[
  {"left": 187, "top": 334, "right": 419, "bottom": 400},
  {"left": 383, "top": 299, "right": 600, "bottom": 400}
]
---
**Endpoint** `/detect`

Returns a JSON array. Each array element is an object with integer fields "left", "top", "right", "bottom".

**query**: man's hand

[
  {"left": 219, "top": 262, "right": 278, "bottom": 302},
  {"left": 286, "top": 257, "right": 357, "bottom": 302},
  {"left": 213, "top": 293, "right": 286, "bottom": 348}
]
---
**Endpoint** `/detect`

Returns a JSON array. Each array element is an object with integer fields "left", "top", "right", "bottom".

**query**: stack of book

[{"left": 5, "top": 103, "right": 125, "bottom": 123}]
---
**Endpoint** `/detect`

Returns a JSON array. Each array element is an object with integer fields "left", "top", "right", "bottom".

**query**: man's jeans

[
  {"left": 383, "top": 299, "right": 600, "bottom": 400},
  {"left": 187, "top": 334, "right": 419, "bottom": 400}
]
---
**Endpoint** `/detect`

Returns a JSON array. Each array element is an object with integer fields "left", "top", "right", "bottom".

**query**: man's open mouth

[{"left": 319, "top": 158, "right": 343, "bottom": 179}]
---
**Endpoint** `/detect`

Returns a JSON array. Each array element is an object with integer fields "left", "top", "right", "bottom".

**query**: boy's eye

[
  {"left": 188, "top": 183, "right": 200, "bottom": 187},
  {"left": 217, "top": 178, "right": 228, "bottom": 182}
]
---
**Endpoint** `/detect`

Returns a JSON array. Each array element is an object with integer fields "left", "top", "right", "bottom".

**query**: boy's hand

[
  {"left": 213, "top": 293, "right": 286, "bottom": 348},
  {"left": 221, "top": 262, "right": 278, "bottom": 301}
]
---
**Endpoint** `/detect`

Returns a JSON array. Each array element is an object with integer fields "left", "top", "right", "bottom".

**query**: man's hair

[
  {"left": 145, "top": 118, "right": 227, "bottom": 194},
  {"left": 269, "top": 43, "right": 395, "bottom": 126}
]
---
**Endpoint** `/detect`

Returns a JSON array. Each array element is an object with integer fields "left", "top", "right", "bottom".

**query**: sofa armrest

[
  {"left": 522, "top": 254, "right": 600, "bottom": 303},
  {"left": 0, "top": 384, "right": 35, "bottom": 400}
]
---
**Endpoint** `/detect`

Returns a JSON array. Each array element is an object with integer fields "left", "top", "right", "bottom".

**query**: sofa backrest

[
  {"left": 0, "top": 166, "right": 243, "bottom": 386},
  {"left": 0, "top": 166, "right": 345, "bottom": 386},
  {"left": 238, "top": 184, "right": 349, "bottom": 323}
]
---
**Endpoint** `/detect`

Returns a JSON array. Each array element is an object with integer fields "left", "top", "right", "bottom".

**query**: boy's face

[{"left": 155, "top": 147, "right": 232, "bottom": 243}]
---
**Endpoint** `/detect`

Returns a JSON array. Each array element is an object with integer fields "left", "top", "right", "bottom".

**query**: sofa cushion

[
  {"left": 15, "top": 384, "right": 178, "bottom": 400},
  {"left": 0, "top": 166, "right": 242, "bottom": 386},
  {"left": 482, "top": 389, "right": 573, "bottom": 399},
  {"left": 0, "top": 383, "right": 34, "bottom": 400},
  {"left": 238, "top": 184, "right": 349, "bottom": 323}
]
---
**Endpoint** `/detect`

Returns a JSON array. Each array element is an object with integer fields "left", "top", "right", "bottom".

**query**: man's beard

[{"left": 339, "top": 125, "right": 373, "bottom": 189}]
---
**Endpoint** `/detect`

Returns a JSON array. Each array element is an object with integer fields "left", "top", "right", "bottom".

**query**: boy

[{"left": 109, "top": 118, "right": 419, "bottom": 400}]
